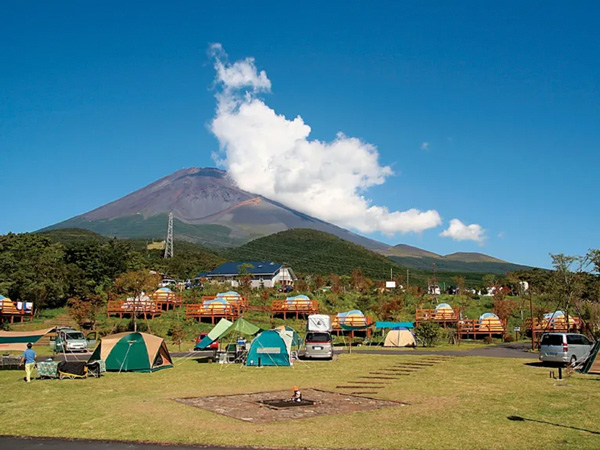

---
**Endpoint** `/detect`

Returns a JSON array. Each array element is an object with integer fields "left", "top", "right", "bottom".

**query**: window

[
  {"left": 541, "top": 334, "right": 563, "bottom": 346},
  {"left": 567, "top": 335, "right": 590, "bottom": 345},
  {"left": 306, "top": 332, "right": 331, "bottom": 343}
]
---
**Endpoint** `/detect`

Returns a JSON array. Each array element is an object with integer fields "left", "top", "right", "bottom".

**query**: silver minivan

[
  {"left": 539, "top": 333, "right": 593, "bottom": 365},
  {"left": 51, "top": 328, "right": 96, "bottom": 353},
  {"left": 304, "top": 332, "right": 333, "bottom": 360}
]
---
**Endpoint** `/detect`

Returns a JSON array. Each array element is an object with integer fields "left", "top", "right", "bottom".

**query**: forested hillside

[{"left": 226, "top": 229, "right": 418, "bottom": 281}]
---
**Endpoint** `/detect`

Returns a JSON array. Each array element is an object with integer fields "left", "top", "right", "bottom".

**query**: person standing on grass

[{"left": 20, "top": 342, "right": 36, "bottom": 382}]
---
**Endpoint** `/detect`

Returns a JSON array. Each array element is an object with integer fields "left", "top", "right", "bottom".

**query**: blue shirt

[{"left": 23, "top": 348, "right": 36, "bottom": 364}]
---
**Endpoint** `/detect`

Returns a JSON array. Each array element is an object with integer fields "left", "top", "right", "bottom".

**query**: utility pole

[
  {"left": 529, "top": 290, "right": 535, "bottom": 351},
  {"left": 164, "top": 212, "right": 174, "bottom": 258}
]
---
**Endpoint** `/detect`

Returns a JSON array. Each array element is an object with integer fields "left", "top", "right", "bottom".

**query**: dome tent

[
  {"left": 384, "top": 327, "right": 416, "bottom": 347},
  {"left": 433, "top": 303, "right": 455, "bottom": 319},
  {"left": 246, "top": 329, "right": 297, "bottom": 367},
  {"left": 478, "top": 313, "right": 504, "bottom": 332},
  {"left": 203, "top": 297, "right": 230, "bottom": 311},
  {"left": 543, "top": 310, "right": 579, "bottom": 327},
  {"left": 337, "top": 310, "right": 367, "bottom": 326},
  {"left": 88, "top": 332, "right": 172, "bottom": 373},
  {"left": 285, "top": 295, "right": 311, "bottom": 308}
]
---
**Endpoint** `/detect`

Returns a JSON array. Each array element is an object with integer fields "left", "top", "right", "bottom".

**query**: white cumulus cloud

[
  {"left": 440, "top": 219, "right": 486, "bottom": 244},
  {"left": 208, "top": 45, "right": 442, "bottom": 235}
]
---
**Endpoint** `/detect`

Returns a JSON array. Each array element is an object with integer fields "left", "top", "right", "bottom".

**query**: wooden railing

[
  {"left": 150, "top": 292, "right": 183, "bottom": 310},
  {"left": 524, "top": 317, "right": 582, "bottom": 333},
  {"left": 202, "top": 295, "right": 249, "bottom": 312},
  {"left": 331, "top": 315, "right": 373, "bottom": 337},
  {"left": 106, "top": 300, "right": 161, "bottom": 318},
  {"left": 271, "top": 299, "right": 319, "bottom": 318},
  {"left": 0, "top": 300, "right": 34, "bottom": 323},
  {"left": 415, "top": 308, "right": 460, "bottom": 325},
  {"left": 457, "top": 319, "right": 506, "bottom": 338},
  {"left": 185, "top": 303, "right": 241, "bottom": 324}
]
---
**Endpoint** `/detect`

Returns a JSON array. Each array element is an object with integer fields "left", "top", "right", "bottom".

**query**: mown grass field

[{"left": 1, "top": 353, "right": 599, "bottom": 449}]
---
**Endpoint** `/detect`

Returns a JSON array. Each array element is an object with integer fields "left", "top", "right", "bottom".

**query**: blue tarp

[{"left": 375, "top": 321, "right": 414, "bottom": 329}]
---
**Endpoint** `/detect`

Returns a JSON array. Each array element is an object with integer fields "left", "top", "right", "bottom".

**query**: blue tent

[{"left": 246, "top": 329, "right": 296, "bottom": 367}]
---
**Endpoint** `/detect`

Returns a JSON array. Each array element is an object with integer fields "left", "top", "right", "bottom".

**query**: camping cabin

[{"left": 205, "top": 261, "right": 297, "bottom": 289}]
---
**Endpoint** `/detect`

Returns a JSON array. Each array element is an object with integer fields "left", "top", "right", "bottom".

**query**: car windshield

[
  {"left": 66, "top": 332, "right": 85, "bottom": 340},
  {"left": 306, "top": 333, "right": 330, "bottom": 343}
]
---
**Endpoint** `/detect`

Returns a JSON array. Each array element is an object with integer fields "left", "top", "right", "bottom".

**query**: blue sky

[{"left": 1, "top": 1, "right": 598, "bottom": 268}]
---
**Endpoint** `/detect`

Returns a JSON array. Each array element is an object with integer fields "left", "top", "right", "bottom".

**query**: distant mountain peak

[{"left": 41, "top": 167, "right": 388, "bottom": 250}]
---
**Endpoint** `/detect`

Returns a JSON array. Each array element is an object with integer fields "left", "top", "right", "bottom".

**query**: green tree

[
  {"left": 113, "top": 270, "right": 161, "bottom": 332},
  {"left": 414, "top": 322, "right": 442, "bottom": 347},
  {"left": 0, "top": 233, "right": 68, "bottom": 311}
]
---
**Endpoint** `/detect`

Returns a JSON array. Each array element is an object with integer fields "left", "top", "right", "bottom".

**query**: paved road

[
  {"left": 44, "top": 343, "right": 537, "bottom": 363},
  {"left": 0, "top": 437, "right": 251, "bottom": 450}
]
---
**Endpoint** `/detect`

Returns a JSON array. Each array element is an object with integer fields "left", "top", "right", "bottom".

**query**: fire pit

[
  {"left": 259, "top": 399, "right": 316, "bottom": 408},
  {"left": 175, "top": 388, "right": 406, "bottom": 423}
]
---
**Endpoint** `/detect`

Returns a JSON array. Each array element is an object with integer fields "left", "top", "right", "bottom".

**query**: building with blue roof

[{"left": 204, "top": 261, "right": 297, "bottom": 289}]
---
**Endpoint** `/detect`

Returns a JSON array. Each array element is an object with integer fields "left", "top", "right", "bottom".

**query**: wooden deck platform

[
  {"left": 457, "top": 318, "right": 507, "bottom": 338},
  {"left": 202, "top": 295, "right": 249, "bottom": 313},
  {"left": 270, "top": 299, "right": 318, "bottom": 319},
  {"left": 524, "top": 317, "right": 582, "bottom": 339},
  {"left": 331, "top": 315, "right": 373, "bottom": 338},
  {"left": 415, "top": 308, "right": 460, "bottom": 327},
  {"left": 106, "top": 300, "right": 162, "bottom": 319},
  {"left": 150, "top": 291, "right": 183, "bottom": 311},
  {"left": 184, "top": 303, "right": 241, "bottom": 324},
  {"left": 0, "top": 299, "right": 34, "bottom": 323}
]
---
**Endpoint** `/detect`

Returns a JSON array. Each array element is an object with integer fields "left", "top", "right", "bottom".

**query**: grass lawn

[{"left": 1, "top": 354, "right": 599, "bottom": 449}]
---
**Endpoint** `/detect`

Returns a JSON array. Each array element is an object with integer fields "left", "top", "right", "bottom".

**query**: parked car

[
  {"left": 539, "top": 332, "right": 593, "bottom": 365},
  {"left": 159, "top": 278, "right": 176, "bottom": 288},
  {"left": 304, "top": 331, "right": 333, "bottom": 359},
  {"left": 50, "top": 328, "right": 96, "bottom": 353},
  {"left": 195, "top": 333, "right": 218, "bottom": 350}
]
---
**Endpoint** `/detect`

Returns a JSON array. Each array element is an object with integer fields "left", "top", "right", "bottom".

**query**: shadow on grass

[
  {"left": 524, "top": 361, "right": 566, "bottom": 368},
  {"left": 193, "top": 357, "right": 214, "bottom": 364},
  {"left": 507, "top": 416, "right": 600, "bottom": 435}
]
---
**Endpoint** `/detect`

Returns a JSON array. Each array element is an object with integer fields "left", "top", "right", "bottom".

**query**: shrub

[
  {"left": 414, "top": 322, "right": 442, "bottom": 347},
  {"left": 504, "top": 335, "right": 515, "bottom": 343},
  {"left": 483, "top": 336, "right": 494, "bottom": 344}
]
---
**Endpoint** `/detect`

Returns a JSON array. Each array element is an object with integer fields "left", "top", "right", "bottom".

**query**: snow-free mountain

[
  {"left": 43, "top": 167, "right": 530, "bottom": 273},
  {"left": 43, "top": 168, "right": 388, "bottom": 250}
]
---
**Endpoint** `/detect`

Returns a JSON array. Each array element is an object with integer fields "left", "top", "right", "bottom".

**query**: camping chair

[
  {"left": 86, "top": 360, "right": 105, "bottom": 378},
  {"left": 226, "top": 343, "right": 237, "bottom": 363}
]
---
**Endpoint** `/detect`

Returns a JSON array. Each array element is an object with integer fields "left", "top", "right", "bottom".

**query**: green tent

[
  {"left": 88, "top": 332, "right": 172, "bottom": 373},
  {"left": 246, "top": 329, "right": 296, "bottom": 367},
  {"left": 579, "top": 342, "right": 600, "bottom": 374},
  {"left": 195, "top": 317, "right": 261, "bottom": 350}
]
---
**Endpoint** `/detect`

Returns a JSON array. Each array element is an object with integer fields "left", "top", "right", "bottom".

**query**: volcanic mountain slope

[{"left": 43, "top": 167, "right": 389, "bottom": 250}]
